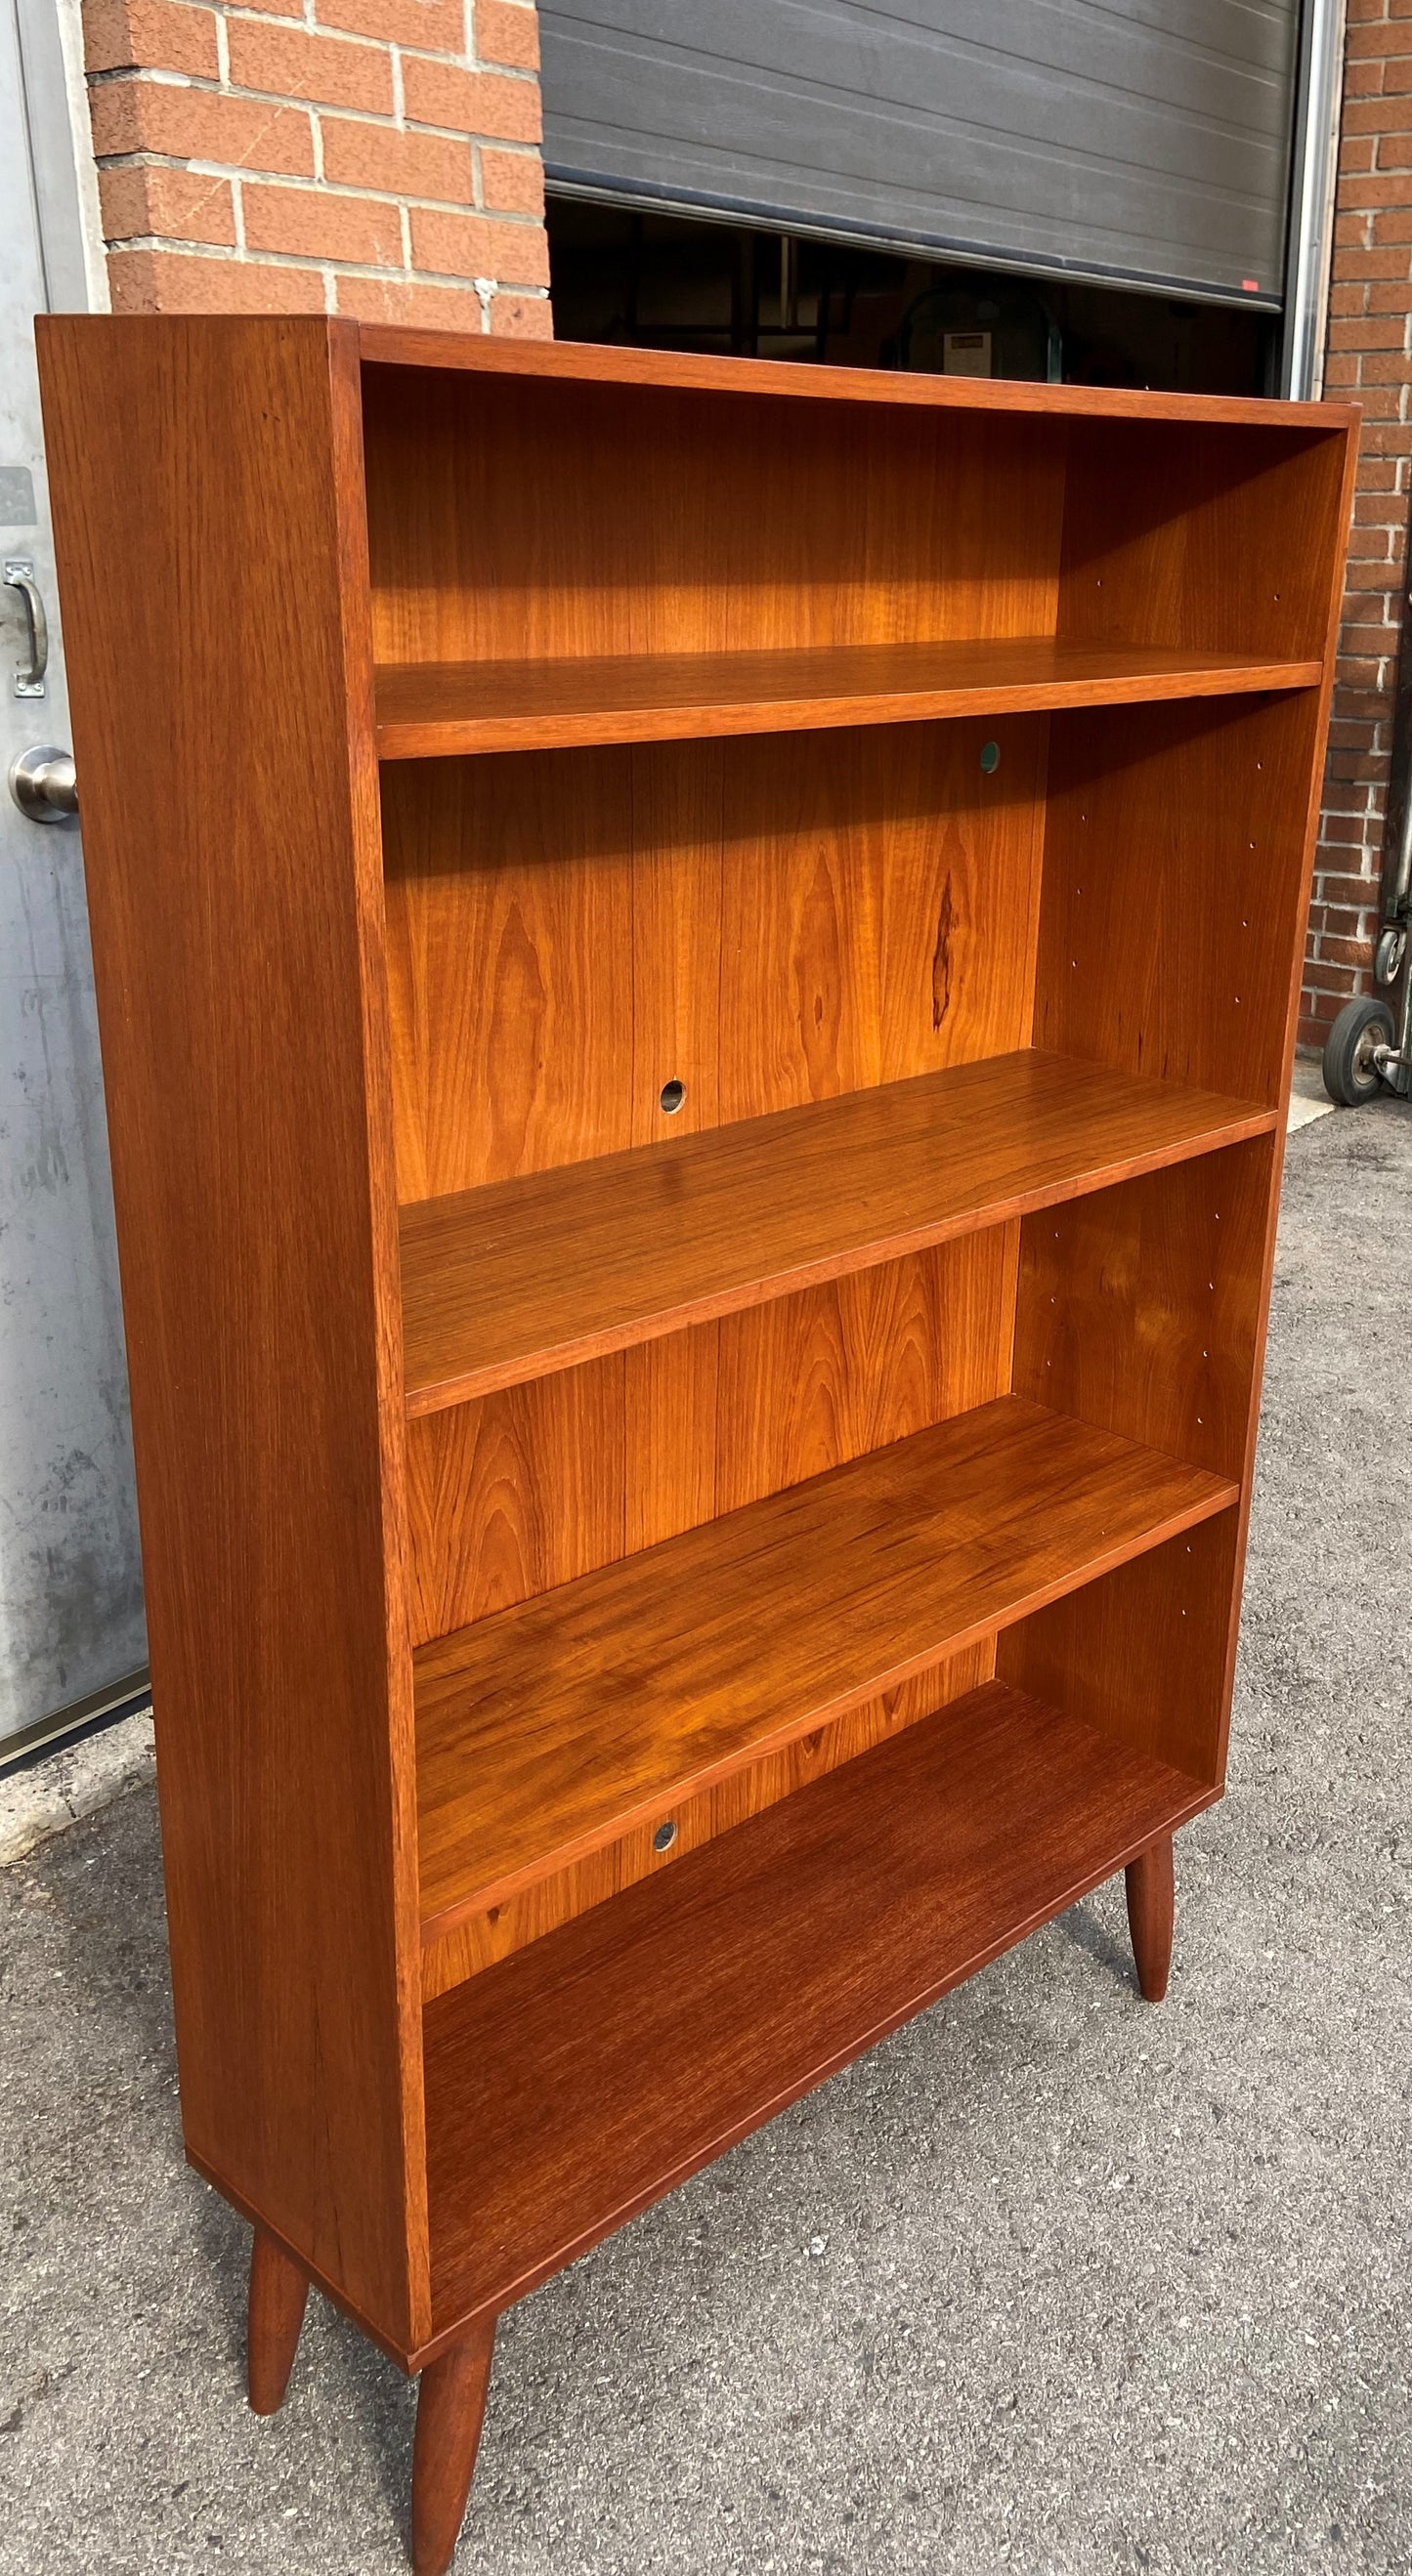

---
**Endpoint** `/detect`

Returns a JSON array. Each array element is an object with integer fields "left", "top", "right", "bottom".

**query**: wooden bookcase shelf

[
  {"left": 38, "top": 317, "right": 1355, "bottom": 2573},
  {"left": 374, "top": 637, "right": 1322, "bottom": 760},
  {"left": 422, "top": 1676, "right": 1216, "bottom": 2330},
  {"left": 415, "top": 1392, "right": 1235, "bottom": 1939},
  {"left": 400, "top": 1048, "right": 1276, "bottom": 1412}
]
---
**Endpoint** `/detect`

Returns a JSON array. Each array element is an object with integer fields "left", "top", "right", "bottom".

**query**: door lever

[{"left": 4, "top": 559, "right": 48, "bottom": 697}]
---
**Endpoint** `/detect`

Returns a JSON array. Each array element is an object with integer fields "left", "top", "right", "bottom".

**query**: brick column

[
  {"left": 80, "top": 0, "right": 550, "bottom": 334},
  {"left": 1305, "top": 0, "right": 1412, "bottom": 1047}
]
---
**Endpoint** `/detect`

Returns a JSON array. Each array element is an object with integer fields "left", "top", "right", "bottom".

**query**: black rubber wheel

[{"left": 1321, "top": 995, "right": 1395, "bottom": 1107}]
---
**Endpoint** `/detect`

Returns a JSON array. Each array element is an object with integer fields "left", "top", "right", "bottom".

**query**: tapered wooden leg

[
  {"left": 411, "top": 2321, "right": 496, "bottom": 2576},
  {"left": 1126, "top": 1834, "right": 1176, "bottom": 2003},
  {"left": 247, "top": 2225, "right": 310, "bottom": 2416}
]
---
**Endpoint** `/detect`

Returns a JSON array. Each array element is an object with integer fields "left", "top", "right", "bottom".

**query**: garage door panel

[{"left": 541, "top": 0, "right": 1298, "bottom": 302}]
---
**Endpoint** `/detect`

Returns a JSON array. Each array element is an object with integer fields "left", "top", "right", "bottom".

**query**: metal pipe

[{"left": 1281, "top": 0, "right": 1348, "bottom": 398}]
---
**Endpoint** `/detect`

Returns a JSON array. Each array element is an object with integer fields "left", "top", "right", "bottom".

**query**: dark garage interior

[{"left": 546, "top": 197, "right": 1281, "bottom": 395}]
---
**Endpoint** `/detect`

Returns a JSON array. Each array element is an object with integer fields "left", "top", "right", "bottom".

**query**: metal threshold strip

[{"left": 0, "top": 1668, "right": 152, "bottom": 1778}]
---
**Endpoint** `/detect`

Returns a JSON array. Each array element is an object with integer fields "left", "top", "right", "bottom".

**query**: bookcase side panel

[
  {"left": 37, "top": 317, "right": 429, "bottom": 2355},
  {"left": 1020, "top": 417, "right": 1354, "bottom": 1799},
  {"left": 997, "top": 1514, "right": 1237, "bottom": 1787},
  {"left": 1013, "top": 1139, "right": 1276, "bottom": 1489},
  {"left": 1032, "top": 691, "right": 1328, "bottom": 1112},
  {"left": 1008, "top": 1142, "right": 1271, "bottom": 1785},
  {"left": 1056, "top": 420, "right": 1349, "bottom": 663}
]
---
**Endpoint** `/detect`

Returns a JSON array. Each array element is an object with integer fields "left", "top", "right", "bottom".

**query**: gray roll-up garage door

[{"left": 538, "top": 1, "right": 1299, "bottom": 309}]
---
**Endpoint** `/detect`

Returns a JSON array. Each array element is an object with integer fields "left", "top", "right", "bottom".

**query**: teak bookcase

[{"left": 38, "top": 317, "right": 1355, "bottom": 2573}]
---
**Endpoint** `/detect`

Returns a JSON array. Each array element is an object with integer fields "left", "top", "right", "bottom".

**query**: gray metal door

[
  {"left": 0, "top": 0, "right": 146, "bottom": 1745},
  {"left": 540, "top": 1, "right": 1300, "bottom": 309}
]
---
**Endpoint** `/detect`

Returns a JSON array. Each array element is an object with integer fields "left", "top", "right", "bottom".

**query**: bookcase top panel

[{"left": 359, "top": 322, "right": 1355, "bottom": 436}]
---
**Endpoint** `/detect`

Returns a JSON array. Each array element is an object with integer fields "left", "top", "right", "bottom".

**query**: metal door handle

[
  {"left": 10, "top": 744, "right": 77, "bottom": 822},
  {"left": 4, "top": 559, "right": 48, "bottom": 697}
]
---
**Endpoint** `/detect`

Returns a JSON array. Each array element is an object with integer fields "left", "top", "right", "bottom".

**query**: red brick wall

[
  {"left": 1306, "top": 0, "right": 1411, "bottom": 1047},
  {"left": 80, "top": 0, "right": 550, "bottom": 333}
]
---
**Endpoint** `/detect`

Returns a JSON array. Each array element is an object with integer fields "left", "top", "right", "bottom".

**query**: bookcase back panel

[
  {"left": 420, "top": 1642, "right": 994, "bottom": 2000},
  {"left": 382, "top": 720, "right": 1048, "bottom": 1202},
  {"left": 362, "top": 365, "right": 1068, "bottom": 669},
  {"left": 1058, "top": 421, "right": 1348, "bottom": 665},
  {"left": 1033, "top": 692, "right": 1322, "bottom": 1109},
  {"left": 406, "top": 1223, "right": 1019, "bottom": 1645},
  {"left": 1013, "top": 1137, "right": 1275, "bottom": 1488}
]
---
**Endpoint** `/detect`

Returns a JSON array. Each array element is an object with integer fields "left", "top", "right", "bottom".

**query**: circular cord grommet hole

[
  {"left": 979, "top": 739, "right": 1000, "bottom": 775},
  {"left": 653, "top": 1819, "right": 678, "bottom": 1853},
  {"left": 660, "top": 1077, "right": 686, "bottom": 1115}
]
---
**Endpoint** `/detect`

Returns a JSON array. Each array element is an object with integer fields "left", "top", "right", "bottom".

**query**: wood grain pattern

[
  {"left": 381, "top": 717, "right": 1048, "bottom": 1205},
  {"left": 420, "top": 1648, "right": 992, "bottom": 2000},
  {"left": 708, "top": 1228, "right": 1009, "bottom": 1513},
  {"left": 712, "top": 721, "right": 1047, "bottom": 1115},
  {"left": 411, "top": 2323, "right": 495, "bottom": 2576},
  {"left": 1059, "top": 418, "right": 1348, "bottom": 665},
  {"left": 998, "top": 1512, "right": 1239, "bottom": 1785},
  {"left": 359, "top": 322, "right": 1349, "bottom": 433},
  {"left": 414, "top": 1395, "right": 1237, "bottom": 1938},
  {"left": 381, "top": 747, "right": 634, "bottom": 1204},
  {"left": 247, "top": 2228, "right": 310, "bottom": 2417},
  {"left": 1021, "top": 427, "right": 1358, "bottom": 1818},
  {"left": 621, "top": 1321, "right": 723, "bottom": 1552},
  {"left": 414, "top": 1226, "right": 1014, "bottom": 1991},
  {"left": 1126, "top": 1837, "right": 1175, "bottom": 2005},
  {"left": 37, "top": 316, "right": 429, "bottom": 2354},
  {"left": 1033, "top": 692, "right": 1325, "bottom": 1111},
  {"left": 406, "top": 1356, "right": 627, "bottom": 1643},
  {"left": 1012, "top": 1136, "right": 1275, "bottom": 1485},
  {"left": 628, "top": 741, "right": 724, "bottom": 1143},
  {"left": 406, "top": 1232, "right": 1014, "bottom": 1644},
  {"left": 399, "top": 1050, "right": 1274, "bottom": 1414},
  {"left": 362, "top": 366, "right": 1066, "bottom": 674},
  {"left": 1006, "top": 1142, "right": 1271, "bottom": 1786},
  {"left": 421, "top": 1677, "right": 1215, "bottom": 2344},
  {"left": 374, "top": 641, "right": 1321, "bottom": 758}
]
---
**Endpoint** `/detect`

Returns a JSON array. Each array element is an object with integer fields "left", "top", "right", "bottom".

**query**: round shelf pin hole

[
  {"left": 660, "top": 1077, "right": 686, "bottom": 1115},
  {"left": 653, "top": 1819, "right": 678, "bottom": 1853},
  {"left": 979, "top": 739, "right": 1000, "bottom": 775}
]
